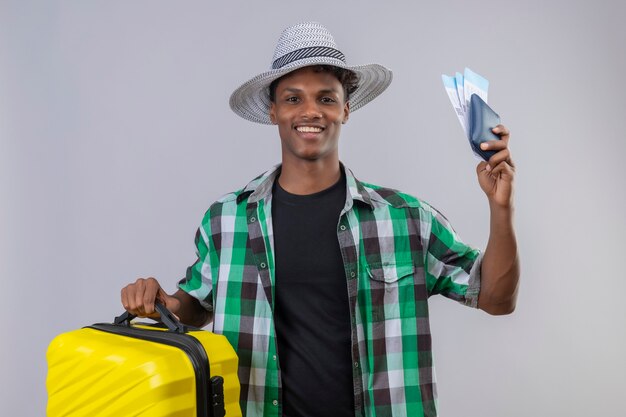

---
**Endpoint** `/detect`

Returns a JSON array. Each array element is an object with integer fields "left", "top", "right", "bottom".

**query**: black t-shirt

[{"left": 272, "top": 172, "right": 354, "bottom": 417}]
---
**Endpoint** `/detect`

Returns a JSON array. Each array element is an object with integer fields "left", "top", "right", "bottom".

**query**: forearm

[
  {"left": 478, "top": 203, "right": 520, "bottom": 315},
  {"left": 171, "top": 289, "right": 213, "bottom": 328}
]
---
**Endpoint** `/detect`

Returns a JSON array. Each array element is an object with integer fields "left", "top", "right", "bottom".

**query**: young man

[{"left": 121, "top": 22, "right": 519, "bottom": 417}]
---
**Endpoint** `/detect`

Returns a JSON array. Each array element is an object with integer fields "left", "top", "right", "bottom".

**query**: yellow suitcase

[{"left": 47, "top": 304, "right": 242, "bottom": 417}]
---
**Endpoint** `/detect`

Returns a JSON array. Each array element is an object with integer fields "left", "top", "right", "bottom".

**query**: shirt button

[
  {"left": 272, "top": 355, "right": 277, "bottom": 361},
  {"left": 260, "top": 262, "right": 266, "bottom": 269},
  {"left": 250, "top": 216, "right": 256, "bottom": 223},
  {"left": 340, "top": 225, "right": 347, "bottom": 231},
  {"left": 272, "top": 400, "right": 278, "bottom": 406},
  {"left": 354, "top": 362, "right": 359, "bottom": 368},
  {"left": 350, "top": 271, "right": 356, "bottom": 278}
]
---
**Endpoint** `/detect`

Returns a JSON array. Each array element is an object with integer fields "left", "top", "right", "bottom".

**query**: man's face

[{"left": 269, "top": 67, "right": 349, "bottom": 165}]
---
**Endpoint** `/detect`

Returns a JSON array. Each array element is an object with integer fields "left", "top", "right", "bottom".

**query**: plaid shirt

[{"left": 179, "top": 164, "right": 481, "bottom": 417}]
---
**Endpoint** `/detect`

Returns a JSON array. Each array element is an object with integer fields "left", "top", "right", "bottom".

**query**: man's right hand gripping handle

[
  {"left": 121, "top": 278, "right": 210, "bottom": 327},
  {"left": 121, "top": 277, "right": 181, "bottom": 319}
]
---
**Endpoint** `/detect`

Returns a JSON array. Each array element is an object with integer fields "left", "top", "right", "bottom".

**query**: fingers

[
  {"left": 143, "top": 278, "right": 161, "bottom": 316},
  {"left": 121, "top": 286, "right": 130, "bottom": 314},
  {"left": 476, "top": 161, "right": 489, "bottom": 174},
  {"left": 486, "top": 148, "right": 512, "bottom": 169},
  {"left": 492, "top": 124, "right": 510, "bottom": 140},
  {"left": 121, "top": 277, "right": 163, "bottom": 318},
  {"left": 476, "top": 150, "right": 515, "bottom": 180},
  {"left": 480, "top": 124, "right": 515, "bottom": 170},
  {"left": 489, "top": 158, "right": 515, "bottom": 177},
  {"left": 478, "top": 152, "right": 515, "bottom": 180},
  {"left": 481, "top": 124, "right": 509, "bottom": 150}
]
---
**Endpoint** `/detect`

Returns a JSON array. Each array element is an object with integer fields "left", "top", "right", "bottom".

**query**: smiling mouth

[{"left": 295, "top": 126, "right": 324, "bottom": 133}]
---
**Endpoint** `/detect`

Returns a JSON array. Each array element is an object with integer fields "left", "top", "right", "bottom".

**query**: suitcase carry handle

[{"left": 114, "top": 302, "right": 188, "bottom": 334}]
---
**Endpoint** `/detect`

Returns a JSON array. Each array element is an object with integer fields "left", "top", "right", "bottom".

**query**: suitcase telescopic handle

[{"left": 114, "top": 302, "right": 188, "bottom": 334}]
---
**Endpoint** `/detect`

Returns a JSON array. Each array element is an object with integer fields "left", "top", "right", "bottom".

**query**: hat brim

[{"left": 229, "top": 58, "right": 393, "bottom": 125}]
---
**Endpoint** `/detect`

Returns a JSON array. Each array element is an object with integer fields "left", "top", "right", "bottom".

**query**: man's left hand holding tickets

[
  {"left": 477, "top": 124, "right": 515, "bottom": 209},
  {"left": 474, "top": 124, "right": 520, "bottom": 316}
]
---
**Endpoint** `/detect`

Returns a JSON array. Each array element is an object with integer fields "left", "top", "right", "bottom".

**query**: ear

[
  {"left": 269, "top": 102, "right": 277, "bottom": 124},
  {"left": 342, "top": 101, "right": 350, "bottom": 124}
]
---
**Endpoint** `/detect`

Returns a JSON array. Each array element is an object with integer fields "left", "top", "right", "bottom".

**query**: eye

[
  {"left": 285, "top": 96, "right": 300, "bottom": 103},
  {"left": 320, "top": 97, "right": 336, "bottom": 104}
]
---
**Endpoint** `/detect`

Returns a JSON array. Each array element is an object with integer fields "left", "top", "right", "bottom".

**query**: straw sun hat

[{"left": 229, "top": 22, "right": 393, "bottom": 125}]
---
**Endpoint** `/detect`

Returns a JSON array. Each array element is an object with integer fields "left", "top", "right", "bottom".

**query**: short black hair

[{"left": 268, "top": 65, "right": 359, "bottom": 103}]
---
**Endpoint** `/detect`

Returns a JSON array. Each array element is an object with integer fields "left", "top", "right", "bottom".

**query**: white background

[{"left": 1, "top": 1, "right": 625, "bottom": 415}]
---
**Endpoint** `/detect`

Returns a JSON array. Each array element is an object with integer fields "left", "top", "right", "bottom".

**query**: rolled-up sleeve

[
  {"left": 423, "top": 205, "right": 482, "bottom": 308},
  {"left": 178, "top": 214, "right": 214, "bottom": 312}
]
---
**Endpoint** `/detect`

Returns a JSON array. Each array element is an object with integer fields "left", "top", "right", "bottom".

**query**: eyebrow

[{"left": 281, "top": 87, "right": 340, "bottom": 95}]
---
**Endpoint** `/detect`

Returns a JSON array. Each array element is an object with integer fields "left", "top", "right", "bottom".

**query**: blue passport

[{"left": 468, "top": 93, "right": 501, "bottom": 161}]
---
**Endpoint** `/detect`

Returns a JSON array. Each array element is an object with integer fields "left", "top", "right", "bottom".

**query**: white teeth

[{"left": 296, "top": 126, "right": 322, "bottom": 133}]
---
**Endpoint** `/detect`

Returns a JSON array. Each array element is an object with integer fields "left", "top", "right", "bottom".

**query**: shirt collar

[{"left": 236, "top": 163, "right": 374, "bottom": 209}]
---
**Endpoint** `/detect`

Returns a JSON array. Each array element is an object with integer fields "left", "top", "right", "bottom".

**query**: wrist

[
  {"left": 165, "top": 294, "right": 182, "bottom": 316},
  {"left": 488, "top": 202, "right": 515, "bottom": 232},
  {"left": 489, "top": 199, "right": 515, "bottom": 214}
]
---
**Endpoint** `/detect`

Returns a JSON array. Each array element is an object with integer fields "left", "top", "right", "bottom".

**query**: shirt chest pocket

[{"left": 364, "top": 262, "right": 416, "bottom": 321}]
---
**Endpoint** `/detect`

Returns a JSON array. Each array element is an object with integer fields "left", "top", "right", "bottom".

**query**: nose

[{"left": 301, "top": 99, "right": 322, "bottom": 119}]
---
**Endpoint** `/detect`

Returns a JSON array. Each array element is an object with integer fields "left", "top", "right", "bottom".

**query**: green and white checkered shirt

[{"left": 179, "top": 164, "right": 481, "bottom": 417}]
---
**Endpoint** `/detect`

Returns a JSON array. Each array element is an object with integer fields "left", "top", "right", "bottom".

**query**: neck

[{"left": 278, "top": 158, "right": 341, "bottom": 195}]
